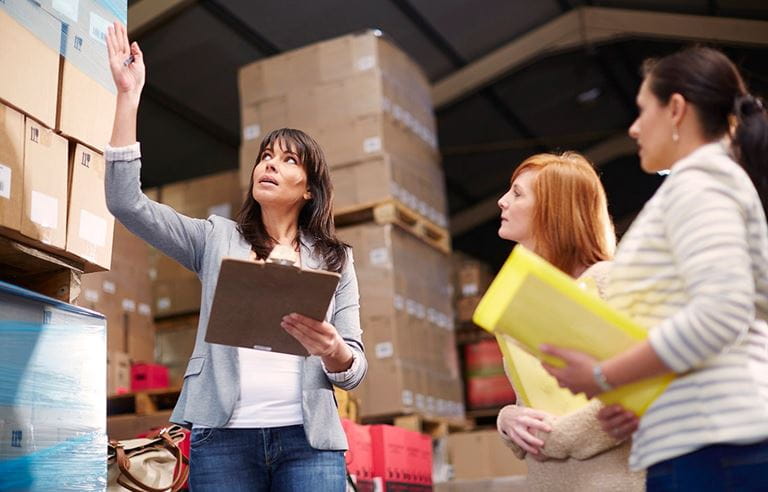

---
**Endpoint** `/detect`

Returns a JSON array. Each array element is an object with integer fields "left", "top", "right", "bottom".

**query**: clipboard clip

[{"left": 266, "top": 244, "right": 299, "bottom": 267}]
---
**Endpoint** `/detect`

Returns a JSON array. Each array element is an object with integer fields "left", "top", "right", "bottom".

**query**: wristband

[{"left": 593, "top": 364, "right": 613, "bottom": 392}]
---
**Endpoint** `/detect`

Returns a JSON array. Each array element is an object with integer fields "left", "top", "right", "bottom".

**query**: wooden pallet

[
  {"left": 107, "top": 387, "right": 182, "bottom": 416},
  {"left": 0, "top": 233, "right": 84, "bottom": 303},
  {"left": 335, "top": 200, "right": 451, "bottom": 254},
  {"left": 361, "top": 412, "right": 470, "bottom": 438},
  {"left": 465, "top": 406, "right": 504, "bottom": 429}
]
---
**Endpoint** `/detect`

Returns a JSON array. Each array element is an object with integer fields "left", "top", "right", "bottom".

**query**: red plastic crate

[
  {"left": 369, "top": 425, "right": 432, "bottom": 491},
  {"left": 342, "top": 419, "right": 375, "bottom": 491},
  {"left": 465, "top": 374, "right": 516, "bottom": 409},
  {"left": 130, "top": 363, "right": 169, "bottom": 391}
]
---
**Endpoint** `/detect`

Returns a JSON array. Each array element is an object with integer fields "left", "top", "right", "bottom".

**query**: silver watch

[{"left": 593, "top": 364, "right": 613, "bottom": 392}]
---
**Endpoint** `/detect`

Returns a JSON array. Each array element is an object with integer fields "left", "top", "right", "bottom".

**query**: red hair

[{"left": 510, "top": 152, "right": 615, "bottom": 274}]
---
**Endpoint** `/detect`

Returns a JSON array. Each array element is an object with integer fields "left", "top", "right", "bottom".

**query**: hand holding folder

[
  {"left": 205, "top": 248, "right": 340, "bottom": 356},
  {"left": 473, "top": 246, "right": 674, "bottom": 415}
]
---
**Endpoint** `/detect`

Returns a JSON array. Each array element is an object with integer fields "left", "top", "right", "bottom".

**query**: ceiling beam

[
  {"left": 449, "top": 133, "right": 635, "bottom": 236},
  {"left": 128, "top": 0, "right": 197, "bottom": 38},
  {"left": 433, "top": 6, "right": 768, "bottom": 109}
]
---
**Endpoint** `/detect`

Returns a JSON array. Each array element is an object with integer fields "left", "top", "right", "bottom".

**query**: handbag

[{"left": 107, "top": 425, "right": 190, "bottom": 492}]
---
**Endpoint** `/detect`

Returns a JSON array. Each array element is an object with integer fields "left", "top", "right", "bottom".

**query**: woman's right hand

[
  {"left": 497, "top": 405, "right": 553, "bottom": 456},
  {"left": 106, "top": 22, "right": 145, "bottom": 106}
]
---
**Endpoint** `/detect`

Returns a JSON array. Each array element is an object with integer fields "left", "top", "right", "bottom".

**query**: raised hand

[{"left": 106, "top": 21, "right": 145, "bottom": 104}]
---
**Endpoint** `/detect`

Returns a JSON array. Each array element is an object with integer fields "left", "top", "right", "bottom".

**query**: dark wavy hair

[
  {"left": 643, "top": 46, "right": 767, "bottom": 214},
  {"left": 235, "top": 128, "right": 348, "bottom": 273}
]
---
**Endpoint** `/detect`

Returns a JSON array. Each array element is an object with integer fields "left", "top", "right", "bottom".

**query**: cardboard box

[
  {"left": 66, "top": 144, "right": 114, "bottom": 270},
  {"left": 447, "top": 430, "right": 528, "bottom": 480},
  {"left": 456, "top": 296, "right": 482, "bottom": 323},
  {"left": 107, "top": 410, "right": 173, "bottom": 441},
  {"left": 107, "top": 350, "right": 131, "bottom": 395},
  {"left": 161, "top": 170, "right": 242, "bottom": 220},
  {"left": 0, "top": 2, "right": 60, "bottom": 127},
  {"left": 456, "top": 260, "right": 494, "bottom": 298},
  {"left": 21, "top": 117, "right": 68, "bottom": 248},
  {"left": 239, "top": 30, "right": 431, "bottom": 108},
  {"left": 0, "top": 102, "right": 24, "bottom": 232},
  {"left": 79, "top": 222, "right": 154, "bottom": 362},
  {"left": 45, "top": 0, "right": 125, "bottom": 151},
  {"left": 331, "top": 155, "right": 448, "bottom": 227},
  {"left": 240, "top": 69, "right": 435, "bottom": 153},
  {"left": 241, "top": 113, "right": 437, "bottom": 178},
  {"left": 58, "top": 58, "right": 116, "bottom": 151}
]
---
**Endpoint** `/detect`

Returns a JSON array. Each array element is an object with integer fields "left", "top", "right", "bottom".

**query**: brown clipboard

[{"left": 205, "top": 258, "right": 341, "bottom": 356}]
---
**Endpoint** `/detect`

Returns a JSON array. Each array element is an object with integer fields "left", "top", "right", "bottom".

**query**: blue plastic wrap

[
  {"left": 0, "top": 281, "right": 107, "bottom": 491},
  {"left": 0, "top": 0, "right": 128, "bottom": 93}
]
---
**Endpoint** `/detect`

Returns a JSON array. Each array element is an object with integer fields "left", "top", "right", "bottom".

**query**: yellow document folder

[
  {"left": 497, "top": 334, "right": 590, "bottom": 416},
  {"left": 473, "top": 246, "right": 673, "bottom": 415}
]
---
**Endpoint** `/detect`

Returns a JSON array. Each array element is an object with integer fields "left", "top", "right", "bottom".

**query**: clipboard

[
  {"left": 473, "top": 245, "right": 674, "bottom": 415},
  {"left": 205, "top": 257, "right": 340, "bottom": 356}
]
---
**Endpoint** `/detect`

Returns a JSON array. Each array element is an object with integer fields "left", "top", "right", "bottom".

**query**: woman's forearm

[
  {"left": 110, "top": 93, "right": 139, "bottom": 147},
  {"left": 602, "top": 340, "right": 671, "bottom": 387}
]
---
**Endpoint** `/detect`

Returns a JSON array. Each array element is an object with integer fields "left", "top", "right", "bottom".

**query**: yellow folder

[{"left": 473, "top": 246, "right": 673, "bottom": 415}]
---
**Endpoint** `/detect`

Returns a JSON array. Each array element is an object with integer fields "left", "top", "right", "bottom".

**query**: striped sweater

[{"left": 607, "top": 142, "right": 768, "bottom": 471}]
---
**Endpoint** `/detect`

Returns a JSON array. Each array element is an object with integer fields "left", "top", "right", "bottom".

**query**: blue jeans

[
  {"left": 646, "top": 439, "right": 768, "bottom": 491},
  {"left": 188, "top": 425, "right": 346, "bottom": 492}
]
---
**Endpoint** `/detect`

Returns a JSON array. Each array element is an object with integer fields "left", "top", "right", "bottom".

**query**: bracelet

[{"left": 593, "top": 364, "right": 614, "bottom": 392}]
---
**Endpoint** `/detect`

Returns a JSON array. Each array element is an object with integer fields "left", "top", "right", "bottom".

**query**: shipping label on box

[{"left": 66, "top": 143, "right": 115, "bottom": 270}]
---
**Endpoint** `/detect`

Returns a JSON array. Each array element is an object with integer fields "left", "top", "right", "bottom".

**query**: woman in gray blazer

[{"left": 105, "top": 22, "right": 367, "bottom": 491}]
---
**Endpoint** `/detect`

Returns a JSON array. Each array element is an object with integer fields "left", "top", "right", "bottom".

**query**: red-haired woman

[{"left": 496, "top": 152, "right": 644, "bottom": 491}]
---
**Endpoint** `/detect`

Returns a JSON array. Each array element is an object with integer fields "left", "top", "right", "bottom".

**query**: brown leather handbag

[{"left": 107, "top": 425, "right": 190, "bottom": 492}]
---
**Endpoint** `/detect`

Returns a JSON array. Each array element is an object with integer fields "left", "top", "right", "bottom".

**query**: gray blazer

[{"left": 105, "top": 145, "right": 367, "bottom": 450}]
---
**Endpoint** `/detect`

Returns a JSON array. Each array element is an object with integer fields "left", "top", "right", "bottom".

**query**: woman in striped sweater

[{"left": 542, "top": 47, "right": 768, "bottom": 490}]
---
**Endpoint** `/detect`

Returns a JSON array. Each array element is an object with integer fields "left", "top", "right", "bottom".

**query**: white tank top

[{"left": 225, "top": 348, "right": 304, "bottom": 428}]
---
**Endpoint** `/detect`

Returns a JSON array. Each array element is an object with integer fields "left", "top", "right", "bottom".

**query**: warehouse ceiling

[{"left": 127, "top": 0, "right": 768, "bottom": 269}]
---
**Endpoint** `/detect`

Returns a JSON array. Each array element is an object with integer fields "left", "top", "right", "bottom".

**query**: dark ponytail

[
  {"left": 643, "top": 47, "right": 768, "bottom": 215},
  {"left": 732, "top": 94, "right": 768, "bottom": 214}
]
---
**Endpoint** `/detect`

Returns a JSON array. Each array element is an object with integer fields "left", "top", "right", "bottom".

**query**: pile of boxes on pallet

[
  {"left": 0, "top": 0, "right": 126, "bottom": 488},
  {"left": 0, "top": 283, "right": 108, "bottom": 490},
  {"left": 451, "top": 254, "right": 516, "bottom": 409},
  {"left": 238, "top": 31, "right": 462, "bottom": 421},
  {"left": 343, "top": 419, "right": 433, "bottom": 492},
  {"left": 78, "top": 222, "right": 156, "bottom": 393},
  {"left": 146, "top": 170, "right": 242, "bottom": 318},
  {"left": 0, "top": 0, "right": 120, "bottom": 270},
  {"left": 453, "top": 254, "right": 493, "bottom": 323},
  {"left": 238, "top": 30, "right": 448, "bottom": 225}
]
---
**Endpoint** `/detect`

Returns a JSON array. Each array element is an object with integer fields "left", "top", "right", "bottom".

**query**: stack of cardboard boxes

[
  {"left": 78, "top": 222, "right": 155, "bottom": 394},
  {"left": 237, "top": 31, "right": 462, "bottom": 420},
  {"left": 453, "top": 254, "right": 494, "bottom": 323},
  {"left": 337, "top": 223, "right": 463, "bottom": 420},
  {"left": 238, "top": 30, "right": 448, "bottom": 226},
  {"left": 147, "top": 170, "right": 242, "bottom": 318},
  {"left": 0, "top": 0, "right": 122, "bottom": 271}
]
